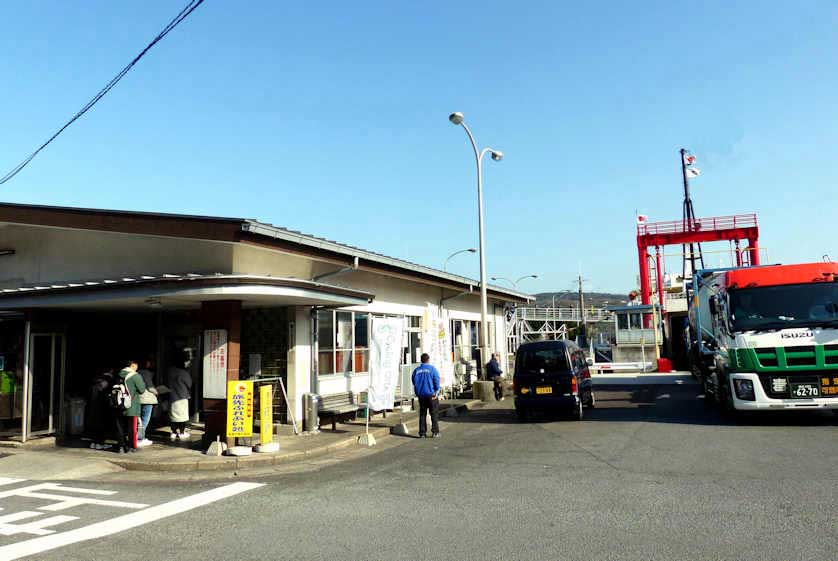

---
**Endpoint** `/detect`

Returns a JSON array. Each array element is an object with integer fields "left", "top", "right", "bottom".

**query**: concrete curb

[{"left": 109, "top": 399, "right": 482, "bottom": 473}]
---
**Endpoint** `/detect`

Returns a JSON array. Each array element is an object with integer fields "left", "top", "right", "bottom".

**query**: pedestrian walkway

[{"left": 0, "top": 398, "right": 481, "bottom": 479}]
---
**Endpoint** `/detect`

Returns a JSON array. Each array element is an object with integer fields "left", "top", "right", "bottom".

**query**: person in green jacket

[{"left": 114, "top": 359, "right": 146, "bottom": 454}]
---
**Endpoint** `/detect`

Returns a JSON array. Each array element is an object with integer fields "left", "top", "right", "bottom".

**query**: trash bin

[
  {"left": 66, "top": 397, "right": 86, "bottom": 436},
  {"left": 303, "top": 393, "right": 320, "bottom": 433}
]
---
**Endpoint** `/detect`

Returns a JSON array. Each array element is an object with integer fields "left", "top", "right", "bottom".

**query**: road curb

[{"left": 109, "top": 399, "right": 482, "bottom": 473}]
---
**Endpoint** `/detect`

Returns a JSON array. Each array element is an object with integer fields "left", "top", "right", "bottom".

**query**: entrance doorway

[{"left": 26, "top": 333, "right": 65, "bottom": 437}]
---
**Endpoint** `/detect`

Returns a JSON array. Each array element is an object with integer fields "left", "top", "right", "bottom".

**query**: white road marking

[
  {"left": 0, "top": 513, "right": 79, "bottom": 536},
  {"left": 0, "top": 481, "right": 265, "bottom": 561},
  {"left": 0, "top": 483, "right": 148, "bottom": 512}
]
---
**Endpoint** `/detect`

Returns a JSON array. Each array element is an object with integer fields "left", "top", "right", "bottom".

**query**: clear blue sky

[{"left": 2, "top": 1, "right": 836, "bottom": 293}]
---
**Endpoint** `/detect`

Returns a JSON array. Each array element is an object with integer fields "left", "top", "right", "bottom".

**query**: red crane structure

[{"left": 636, "top": 213, "right": 761, "bottom": 309}]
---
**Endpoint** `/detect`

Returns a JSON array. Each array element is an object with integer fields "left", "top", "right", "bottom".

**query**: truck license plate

[{"left": 790, "top": 382, "right": 820, "bottom": 398}]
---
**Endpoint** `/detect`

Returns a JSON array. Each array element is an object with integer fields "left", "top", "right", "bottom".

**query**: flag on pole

[
  {"left": 683, "top": 153, "right": 696, "bottom": 166},
  {"left": 686, "top": 167, "right": 701, "bottom": 177},
  {"left": 636, "top": 214, "right": 648, "bottom": 224}
]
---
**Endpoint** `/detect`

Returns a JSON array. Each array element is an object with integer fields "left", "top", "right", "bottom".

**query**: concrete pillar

[
  {"left": 286, "top": 306, "right": 312, "bottom": 427},
  {"left": 201, "top": 300, "right": 242, "bottom": 444}
]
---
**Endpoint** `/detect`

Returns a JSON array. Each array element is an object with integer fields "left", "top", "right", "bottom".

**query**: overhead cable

[{"left": 0, "top": 0, "right": 207, "bottom": 185}]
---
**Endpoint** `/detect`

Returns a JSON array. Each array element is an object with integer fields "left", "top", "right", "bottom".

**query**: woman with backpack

[{"left": 112, "top": 359, "right": 147, "bottom": 454}]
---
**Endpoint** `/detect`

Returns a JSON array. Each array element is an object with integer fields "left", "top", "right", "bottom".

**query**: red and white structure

[{"left": 636, "top": 213, "right": 761, "bottom": 310}]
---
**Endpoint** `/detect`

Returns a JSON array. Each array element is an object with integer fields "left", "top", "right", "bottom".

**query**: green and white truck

[{"left": 688, "top": 262, "right": 838, "bottom": 412}]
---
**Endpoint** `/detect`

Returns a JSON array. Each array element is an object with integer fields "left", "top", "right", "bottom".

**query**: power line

[{"left": 0, "top": 0, "right": 207, "bottom": 185}]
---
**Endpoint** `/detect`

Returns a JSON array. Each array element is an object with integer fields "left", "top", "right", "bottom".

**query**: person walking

[
  {"left": 411, "top": 353, "right": 441, "bottom": 439},
  {"left": 136, "top": 358, "right": 158, "bottom": 447},
  {"left": 167, "top": 352, "right": 193, "bottom": 441},
  {"left": 87, "top": 367, "right": 114, "bottom": 450},
  {"left": 486, "top": 353, "right": 504, "bottom": 401},
  {"left": 113, "top": 359, "right": 146, "bottom": 454}
]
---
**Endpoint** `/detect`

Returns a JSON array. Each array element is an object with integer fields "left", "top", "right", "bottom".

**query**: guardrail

[
  {"left": 516, "top": 307, "right": 612, "bottom": 322},
  {"left": 637, "top": 213, "right": 757, "bottom": 236}
]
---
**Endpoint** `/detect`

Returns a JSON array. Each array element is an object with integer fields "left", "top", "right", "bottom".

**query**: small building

[
  {"left": 0, "top": 203, "right": 530, "bottom": 442},
  {"left": 606, "top": 304, "right": 661, "bottom": 365}
]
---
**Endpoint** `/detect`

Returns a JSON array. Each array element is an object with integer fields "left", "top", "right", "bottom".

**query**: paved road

[{"left": 5, "top": 385, "right": 838, "bottom": 561}]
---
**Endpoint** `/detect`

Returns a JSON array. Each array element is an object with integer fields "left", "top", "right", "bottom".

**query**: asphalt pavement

[{"left": 6, "top": 384, "right": 838, "bottom": 561}]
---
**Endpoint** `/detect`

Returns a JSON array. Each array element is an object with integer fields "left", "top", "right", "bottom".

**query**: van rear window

[{"left": 517, "top": 347, "right": 569, "bottom": 373}]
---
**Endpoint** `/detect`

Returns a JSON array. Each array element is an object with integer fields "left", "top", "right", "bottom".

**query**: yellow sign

[
  {"left": 260, "top": 384, "right": 273, "bottom": 445},
  {"left": 226, "top": 380, "right": 254, "bottom": 438}
]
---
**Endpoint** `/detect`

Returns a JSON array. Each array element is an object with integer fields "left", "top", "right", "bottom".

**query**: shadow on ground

[{"left": 443, "top": 385, "right": 838, "bottom": 428}]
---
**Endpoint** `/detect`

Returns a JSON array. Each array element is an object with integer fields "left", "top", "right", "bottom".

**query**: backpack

[{"left": 110, "top": 372, "right": 135, "bottom": 410}]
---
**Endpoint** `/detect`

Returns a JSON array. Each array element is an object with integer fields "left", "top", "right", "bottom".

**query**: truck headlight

[{"left": 733, "top": 379, "right": 755, "bottom": 401}]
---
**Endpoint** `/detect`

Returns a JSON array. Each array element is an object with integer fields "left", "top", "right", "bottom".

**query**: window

[
  {"left": 336, "top": 311, "right": 353, "bottom": 374},
  {"left": 317, "top": 310, "right": 372, "bottom": 376},
  {"left": 317, "top": 309, "right": 334, "bottom": 375},
  {"left": 405, "top": 315, "right": 421, "bottom": 365},
  {"left": 354, "top": 312, "right": 369, "bottom": 372},
  {"left": 517, "top": 344, "right": 570, "bottom": 373},
  {"left": 617, "top": 313, "right": 628, "bottom": 330}
]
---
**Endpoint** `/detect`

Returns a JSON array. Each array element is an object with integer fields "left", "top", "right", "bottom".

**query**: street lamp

[
  {"left": 449, "top": 112, "right": 503, "bottom": 368},
  {"left": 515, "top": 274, "right": 538, "bottom": 287},
  {"left": 443, "top": 248, "right": 477, "bottom": 272},
  {"left": 491, "top": 275, "right": 538, "bottom": 290}
]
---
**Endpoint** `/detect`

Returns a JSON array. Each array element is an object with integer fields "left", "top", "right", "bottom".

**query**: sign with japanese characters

[
  {"left": 202, "top": 329, "right": 228, "bottom": 399},
  {"left": 226, "top": 380, "right": 254, "bottom": 438},
  {"left": 259, "top": 384, "right": 273, "bottom": 445}
]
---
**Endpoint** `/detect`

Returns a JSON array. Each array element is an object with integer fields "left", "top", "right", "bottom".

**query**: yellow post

[{"left": 259, "top": 384, "right": 273, "bottom": 445}]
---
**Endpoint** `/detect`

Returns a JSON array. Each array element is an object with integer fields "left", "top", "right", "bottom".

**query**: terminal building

[{"left": 0, "top": 203, "right": 530, "bottom": 442}]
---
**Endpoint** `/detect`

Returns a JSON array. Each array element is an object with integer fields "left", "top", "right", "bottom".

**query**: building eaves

[{"left": 241, "top": 220, "right": 534, "bottom": 302}]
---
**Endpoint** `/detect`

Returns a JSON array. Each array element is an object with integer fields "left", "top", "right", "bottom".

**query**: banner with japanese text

[
  {"left": 202, "top": 329, "right": 228, "bottom": 399},
  {"left": 367, "top": 317, "right": 404, "bottom": 411},
  {"left": 226, "top": 380, "right": 254, "bottom": 438},
  {"left": 423, "top": 305, "right": 453, "bottom": 387}
]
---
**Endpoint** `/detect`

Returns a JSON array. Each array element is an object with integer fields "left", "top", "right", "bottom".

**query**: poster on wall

[
  {"left": 203, "top": 329, "right": 228, "bottom": 399},
  {"left": 423, "top": 305, "right": 453, "bottom": 387},
  {"left": 367, "top": 317, "right": 404, "bottom": 411}
]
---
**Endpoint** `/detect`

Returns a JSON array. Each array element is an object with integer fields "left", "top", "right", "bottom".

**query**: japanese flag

[
  {"left": 686, "top": 167, "right": 701, "bottom": 177},
  {"left": 683, "top": 153, "right": 696, "bottom": 166},
  {"left": 636, "top": 214, "right": 648, "bottom": 224}
]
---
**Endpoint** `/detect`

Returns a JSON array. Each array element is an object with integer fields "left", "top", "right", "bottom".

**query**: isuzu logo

[{"left": 780, "top": 331, "right": 813, "bottom": 339}]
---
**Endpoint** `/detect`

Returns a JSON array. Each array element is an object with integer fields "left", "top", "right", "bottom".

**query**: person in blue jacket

[
  {"left": 412, "top": 353, "right": 441, "bottom": 438},
  {"left": 486, "top": 353, "right": 505, "bottom": 400}
]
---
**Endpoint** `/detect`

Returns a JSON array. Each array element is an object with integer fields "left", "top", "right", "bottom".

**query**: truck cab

[{"left": 690, "top": 262, "right": 838, "bottom": 413}]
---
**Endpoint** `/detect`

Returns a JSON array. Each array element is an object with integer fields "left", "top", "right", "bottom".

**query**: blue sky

[{"left": 1, "top": 1, "right": 836, "bottom": 293}]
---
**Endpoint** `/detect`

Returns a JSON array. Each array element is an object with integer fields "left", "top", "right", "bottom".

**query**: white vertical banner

[
  {"left": 202, "top": 329, "right": 228, "bottom": 399},
  {"left": 368, "top": 317, "right": 404, "bottom": 411},
  {"left": 423, "top": 305, "right": 454, "bottom": 387}
]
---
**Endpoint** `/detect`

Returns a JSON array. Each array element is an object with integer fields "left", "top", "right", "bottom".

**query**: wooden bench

[{"left": 319, "top": 392, "right": 360, "bottom": 431}]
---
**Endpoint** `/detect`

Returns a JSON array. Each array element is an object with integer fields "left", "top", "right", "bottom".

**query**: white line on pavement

[{"left": 0, "top": 481, "right": 265, "bottom": 561}]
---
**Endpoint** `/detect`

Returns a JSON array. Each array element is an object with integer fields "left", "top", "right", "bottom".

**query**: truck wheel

[{"left": 516, "top": 408, "right": 528, "bottom": 422}]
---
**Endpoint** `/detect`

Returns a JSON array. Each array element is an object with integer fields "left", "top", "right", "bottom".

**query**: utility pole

[
  {"left": 577, "top": 273, "right": 587, "bottom": 347},
  {"left": 680, "top": 148, "right": 705, "bottom": 280}
]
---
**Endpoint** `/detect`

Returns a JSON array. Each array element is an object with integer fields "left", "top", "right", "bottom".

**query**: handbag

[{"left": 139, "top": 387, "right": 158, "bottom": 405}]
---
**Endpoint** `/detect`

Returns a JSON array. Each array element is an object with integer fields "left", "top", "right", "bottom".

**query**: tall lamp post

[
  {"left": 444, "top": 248, "right": 477, "bottom": 272},
  {"left": 491, "top": 274, "right": 539, "bottom": 290},
  {"left": 449, "top": 112, "right": 503, "bottom": 368}
]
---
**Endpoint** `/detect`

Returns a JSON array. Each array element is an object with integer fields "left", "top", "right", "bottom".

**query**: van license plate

[
  {"left": 790, "top": 382, "right": 819, "bottom": 398},
  {"left": 536, "top": 387, "right": 553, "bottom": 395}
]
